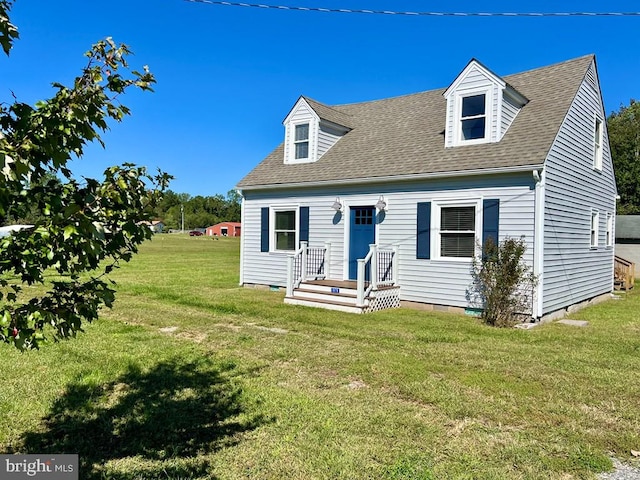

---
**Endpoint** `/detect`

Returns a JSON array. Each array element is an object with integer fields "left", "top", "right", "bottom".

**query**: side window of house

[
  {"left": 295, "top": 124, "right": 309, "bottom": 160},
  {"left": 594, "top": 117, "right": 603, "bottom": 170},
  {"left": 440, "top": 206, "right": 476, "bottom": 258},
  {"left": 606, "top": 213, "right": 613, "bottom": 247},
  {"left": 590, "top": 210, "right": 599, "bottom": 248}
]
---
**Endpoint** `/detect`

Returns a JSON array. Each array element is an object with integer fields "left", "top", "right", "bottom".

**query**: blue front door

[{"left": 349, "top": 206, "right": 375, "bottom": 280}]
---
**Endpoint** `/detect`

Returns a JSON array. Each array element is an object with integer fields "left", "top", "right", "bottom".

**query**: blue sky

[{"left": 1, "top": 0, "right": 638, "bottom": 196}]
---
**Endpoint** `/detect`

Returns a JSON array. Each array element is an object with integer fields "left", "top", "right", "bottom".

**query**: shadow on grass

[{"left": 8, "top": 357, "right": 267, "bottom": 479}]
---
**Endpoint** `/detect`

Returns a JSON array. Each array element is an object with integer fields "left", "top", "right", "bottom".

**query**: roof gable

[
  {"left": 443, "top": 58, "right": 506, "bottom": 97},
  {"left": 282, "top": 97, "right": 320, "bottom": 125}
]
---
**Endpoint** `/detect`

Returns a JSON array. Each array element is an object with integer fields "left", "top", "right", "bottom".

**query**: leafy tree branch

[{"left": 0, "top": 1, "right": 171, "bottom": 349}]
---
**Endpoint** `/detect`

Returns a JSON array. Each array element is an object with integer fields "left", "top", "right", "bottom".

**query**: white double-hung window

[
  {"left": 590, "top": 210, "right": 599, "bottom": 248},
  {"left": 273, "top": 208, "right": 297, "bottom": 251},
  {"left": 460, "top": 94, "right": 487, "bottom": 141},
  {"left": 606, "top": 213, "right": 613, "bottom": 247},
  {"left": 294, "top": 124, "right": 309, "bottom": 160}
]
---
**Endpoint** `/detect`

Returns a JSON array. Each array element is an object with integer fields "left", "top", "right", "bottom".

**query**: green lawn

[{"left": 1, "top": 235, "right": 639, "bottom": 479}]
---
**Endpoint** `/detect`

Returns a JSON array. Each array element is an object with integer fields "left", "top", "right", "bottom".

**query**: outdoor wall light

[
  {"left": 331, "top": 197, "right": 343, "bottom": 212},
  {"left": 375, "top": 195, "right": 387, "bottom": 211}
]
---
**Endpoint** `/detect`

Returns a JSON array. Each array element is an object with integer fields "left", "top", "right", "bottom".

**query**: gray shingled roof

[
  {"left": 238, "top": 55, "right": 594, "bottom": 189},
  {"left": 302, "top": 96, "right": 354, "bottom": 130},
  {"left": 616, "top": 216, "right": 640, "bottom": 240}
]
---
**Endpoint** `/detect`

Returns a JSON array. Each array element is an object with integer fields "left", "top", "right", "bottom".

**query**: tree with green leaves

[
  {"left": 607, "top": 99, "right": 640, "bottom": 214},
  {"left": 0, "top": 1, "right": 171, "bottom": 350}
]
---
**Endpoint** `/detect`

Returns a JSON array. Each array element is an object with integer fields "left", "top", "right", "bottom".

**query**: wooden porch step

[
  {"left": 284, "top": 295, "right": 365, "bottom": 314},
  {"left": 286, "top": 279, "right": 401, "bottom": 314}
]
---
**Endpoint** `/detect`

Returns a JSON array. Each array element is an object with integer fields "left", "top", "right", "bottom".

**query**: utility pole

[{"left": 181, "top": 205, "right": 184, "bottom": 233}]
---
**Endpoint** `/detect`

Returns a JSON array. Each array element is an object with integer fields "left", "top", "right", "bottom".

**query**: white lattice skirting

[{"left": 364, "top": 287, "right": 401, "bottom": 313}]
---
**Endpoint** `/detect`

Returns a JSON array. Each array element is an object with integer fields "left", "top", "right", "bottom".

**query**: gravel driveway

[{"left": 598, "top": 459, "right": 640, "bottom": 479}]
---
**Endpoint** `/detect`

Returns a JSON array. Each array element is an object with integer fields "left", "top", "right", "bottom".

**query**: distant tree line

[
  {"left": 154, "top": 189, "right": 241, "bottom": 230},
  {"left": 608, "top": 99, "right": 640, "bottom": 215},
  {"left": 3, "top": 185, "right": 242, "bottom": 231}
]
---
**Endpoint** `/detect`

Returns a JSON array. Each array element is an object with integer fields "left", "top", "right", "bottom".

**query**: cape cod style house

[{"left": 236, "top": 55, "right": 617, "bottom": 320}]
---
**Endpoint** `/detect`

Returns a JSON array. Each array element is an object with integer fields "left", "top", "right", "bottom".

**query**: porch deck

[{"left": 285, "top": 242, "right": 400, "bottom": 313}]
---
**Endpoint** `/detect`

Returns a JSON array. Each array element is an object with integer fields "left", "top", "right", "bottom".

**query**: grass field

[{"left": 1, "top": 235, "right": 639, "bottom": 479}]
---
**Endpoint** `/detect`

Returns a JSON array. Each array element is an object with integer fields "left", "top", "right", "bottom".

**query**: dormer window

[
  {"left": 283, "top": 96, "right": 351, "bottom": 164},
  {"left": 295, "top": 124, "right": 309, "bottom": 159},
  {"left": 461, "top": 94, "right": 487, "bottom": 141},
  {"left": 443, "top": 59, "right": 528, "bottom": 148}
]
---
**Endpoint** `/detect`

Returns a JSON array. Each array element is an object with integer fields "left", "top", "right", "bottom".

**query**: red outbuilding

[{"left": 206, "top": 222, "right": 241, "bottom": 237}]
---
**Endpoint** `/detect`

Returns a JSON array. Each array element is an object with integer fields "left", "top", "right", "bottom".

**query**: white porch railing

[
  {"left": 286, "top": 241, "right": 330, "bottom": 297},
  {"left": 356, "top": 244, "right": 399, "bottom": 307},
  {"left": 287, "top": 242, "right": 399, "bottom": 309}
]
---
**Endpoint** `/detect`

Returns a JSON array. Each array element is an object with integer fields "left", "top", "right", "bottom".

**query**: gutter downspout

[
  {"left": 238, "top": 190, "right": 245, "bottom": 286},
  {"left": 533, "top": 169, "right": 545, "bottom": 319}
]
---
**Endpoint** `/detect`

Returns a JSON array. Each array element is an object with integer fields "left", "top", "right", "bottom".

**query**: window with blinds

[{"left": 440, "top": 206, "right": 476, "bottom": 257}]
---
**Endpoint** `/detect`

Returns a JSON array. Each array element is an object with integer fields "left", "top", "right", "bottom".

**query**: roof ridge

[
  {"left": 323, "top": 54, "right": 593, "bottom": 110},
  {"left": 504, "top": 54, "right": 593, "bottom": 78}
]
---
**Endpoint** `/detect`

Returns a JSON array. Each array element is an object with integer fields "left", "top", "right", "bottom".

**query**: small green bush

[{"left": 471, "top": 237, "right": 537, "bottom": 327}]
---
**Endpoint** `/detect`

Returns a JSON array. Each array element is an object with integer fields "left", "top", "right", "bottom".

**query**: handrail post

[
  {"left": 392, "top": 245, "right": 399, "bottom": 286},
  {"left": 356, "top": 259, "right": 365, "bottom": 306},
  {"left": 324, "top": 241, "right": 331, "bottom": 278},
  {"left": 300, "top": 241, "right": 308, "bottom": 282},
  {"left": 286, "top": 255, "right": 294, "bottom": 297},
  {"left": 370, "top": 244, "right": 378, "bottom": 290}
]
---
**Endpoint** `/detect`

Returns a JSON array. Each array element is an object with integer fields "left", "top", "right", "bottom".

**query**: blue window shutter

[
  {"left": 416, "top": 202, "right": 431, "bottom": 259},
  {"left": 482, "top": 199, "right": 500, "bottom": 247},
  {"left": 299, "top": 206, "right": 310, "bottom": 245},
  {"left": 260, "top": 207, "right": 269, "bottom": 252}
]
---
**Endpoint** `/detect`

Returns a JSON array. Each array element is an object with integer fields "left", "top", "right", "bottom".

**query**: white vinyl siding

[
  {"left": 542, "top": 60, "right": 616, "bottom": 314},
  {"left": 500, "top": 92, "right": 521, "bottom": 139},
  {"left": 241, "top": 173, "right": 534, "bottom": 309},
  {"left": 317, "top": 121, "right": 349, "bottom": 159}
]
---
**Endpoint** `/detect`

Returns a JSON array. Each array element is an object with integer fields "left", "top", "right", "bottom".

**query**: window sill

[
  {"left": 268, "top": 250, "right": 295, "bottom": 256},
  {"left": 453, "top": 137, "right": 491, "bottom": 147},
  {"left": 430, "top": 257, "right": 474, "bottom": 263}
]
